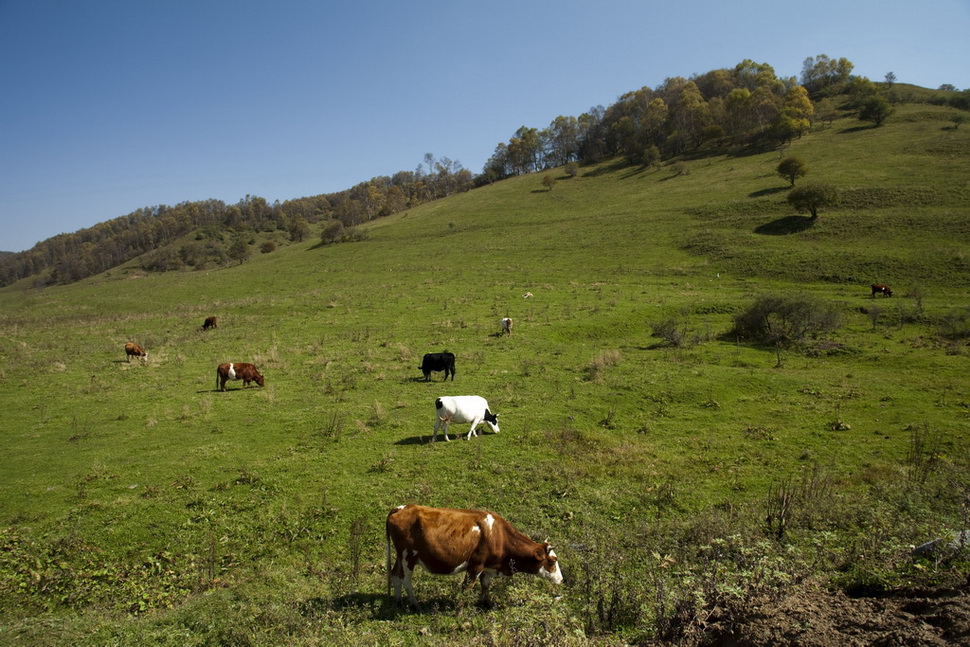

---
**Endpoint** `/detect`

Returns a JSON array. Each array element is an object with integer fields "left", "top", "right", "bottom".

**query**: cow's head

[
  {"left": 255, "top": 374, "right": 265, "bottom": 387},
  {"left": 534, "top": 543, "right": 563, "bottom": 584},
  {"left": 483, "top": 409, "right": 500, "bottom": 434}
]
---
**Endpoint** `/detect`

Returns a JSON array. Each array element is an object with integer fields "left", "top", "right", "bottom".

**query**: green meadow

[{"left": 1, "top": 102, "right": 968, "bottom": 645}]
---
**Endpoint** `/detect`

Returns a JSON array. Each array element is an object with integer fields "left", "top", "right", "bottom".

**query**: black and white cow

[{"left": 432, "top": 395, "right": 500, "bottom": 441}]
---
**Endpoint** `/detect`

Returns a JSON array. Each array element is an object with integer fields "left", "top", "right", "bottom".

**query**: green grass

[{"left": 1, "top": 102, "right": 968, "bottom": 645}]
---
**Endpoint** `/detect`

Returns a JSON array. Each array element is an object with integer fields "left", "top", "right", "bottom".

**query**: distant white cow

[
  {"left": 432, "top": 395, "right": 500, "bottom": 442},
  {"left": 501, "top": 317, "right": 513, "bottom": 335}
]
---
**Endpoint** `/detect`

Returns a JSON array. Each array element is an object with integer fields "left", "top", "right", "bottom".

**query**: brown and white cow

[
  {"left": 202, "top": 316, "right": 218, "bottom": 330},
  {"left": 871, "top": 284, "right": 893, "bottom": 298},
  {"left": 216, "top": 362, "right": 265, "bottom": 392},
  {"left": 501, "top": 317, "right": 513, "bottom": 335},
  {"left": 124, "top": 342, "right": 147, "bottom": 362},
  {"left": 386, "top": 504, "right": 562, "bottom": 608}
]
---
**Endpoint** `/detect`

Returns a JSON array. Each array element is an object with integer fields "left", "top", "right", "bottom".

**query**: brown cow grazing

[
  {"left": 124, "top": 342, "right": 147, "bottom": 362},
  {"left": 501, "top": 317, "right": 513, "bottom": 335},
  {"left": 386, "top": 504, "right": 562, "bottom": 608},
  {"left": 216, "top": 362, "right": 265, "bottom": 392},
  {"left": 202, "top": 316, "right": 218, "bottom": 330},
  {"left": 871, "top": 284, "right": 893, "bottom": 298}
]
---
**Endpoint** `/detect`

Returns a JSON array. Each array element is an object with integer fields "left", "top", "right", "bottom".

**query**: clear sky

[{"left": 2, "top": 0, "right": 968, "bottom": 253}]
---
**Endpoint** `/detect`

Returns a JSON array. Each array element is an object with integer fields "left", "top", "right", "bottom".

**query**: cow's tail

[
  {"left": 385, "top": 517, "right": 393, "bottom": 598},
  {"left": 215, "top": 366, "right": 221, "bottom": 390}
]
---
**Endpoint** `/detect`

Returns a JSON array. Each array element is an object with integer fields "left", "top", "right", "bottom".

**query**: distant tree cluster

[
  {"left": 0, "top": 154, "right": 472, "bottom": 286},
  {"left": 483, "top": 59, "right": 818, "bottom": 178}
]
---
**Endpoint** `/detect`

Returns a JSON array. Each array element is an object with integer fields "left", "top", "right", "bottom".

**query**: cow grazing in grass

[
  {"left": 432, "top": 395, "right": 499, "bottom": 442},
  {"left": 202, "top": 316, "right": 218, "bottom": 330},
  {"left": 419, "top": 351, "right": 456, "bottom": 382},
  {"left": 386, "top": 504, "right": 562, "bottom": 608},
  {"left": 124, "top": 342, "right": 147, "bottom": 362},
  {"left": 501, "top": 317, "right": 513, "bottom": 335},
  {"left": 216, "top": 362, "right": 265, "bottom": 392},
  {"left": 871, "top": 284, "right": 893, "bottom": 298}
]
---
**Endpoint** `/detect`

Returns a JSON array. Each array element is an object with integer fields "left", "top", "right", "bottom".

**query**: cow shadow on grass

[
  {"left": 754, "top": 215, "right": 816, "bottom": 235},
  {"left": 394, "top": 435, "right": 429, "bottom": 446},
  {"left": 300, "top": 593, "right": 461, "bottom": 619}
]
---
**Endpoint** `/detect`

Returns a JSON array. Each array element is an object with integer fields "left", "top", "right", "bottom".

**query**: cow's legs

[
  {"left": 433, "top": 417, "right": 451, "bottom": 442},
  {"left": 402, "top": 562, "right": 418, "bottom": 608},
  {"left": 479, "top": 571, "right": 496, "bottom": 605},
  {"left": 465, "top": 417, "right": 483, "bottom": 440}
]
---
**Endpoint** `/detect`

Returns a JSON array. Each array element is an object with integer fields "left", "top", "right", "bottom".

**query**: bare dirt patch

[{"left": 700, "top": 584, "right": 970, "bottom": 647}]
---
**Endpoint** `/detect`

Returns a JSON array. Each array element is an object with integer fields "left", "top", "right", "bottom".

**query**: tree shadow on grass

[
  {"left": 754, "top": 215, "right": 816, "bottom": 235},
  {"left": 749, "top": 186, "right": 789, "bottom": 198}
]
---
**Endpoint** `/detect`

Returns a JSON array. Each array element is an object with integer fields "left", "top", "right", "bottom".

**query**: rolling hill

[{"left": 0, "top": 100, "right": 968, "bottom": 646}]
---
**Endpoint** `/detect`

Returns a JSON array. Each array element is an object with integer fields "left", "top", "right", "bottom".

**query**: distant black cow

[
  {"left": 202, "top": 316, "right": 218, "bottom": 330},
  {"left": 419, "top": 351, "right": 456, "bottom": 381},
  {"left": 871, "top": 284, "right": 893, "bottom": 298}
]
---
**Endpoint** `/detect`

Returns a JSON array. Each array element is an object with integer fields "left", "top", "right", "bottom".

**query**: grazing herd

[{"left": 119, "top": 285, "right": 893, "bottom": 608}]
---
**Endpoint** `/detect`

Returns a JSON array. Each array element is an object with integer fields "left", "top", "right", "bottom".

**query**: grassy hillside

[{"left": 0, "top": 103, "right": 968, "bottom": 645}]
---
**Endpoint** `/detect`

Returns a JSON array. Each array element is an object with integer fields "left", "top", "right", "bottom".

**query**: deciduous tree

[
  {"left": 787, "top": 183, "right": 838, "bottom": 219},
  {"left": 777, "top": 157, "right": 808, "bottom": 186},
  {"left": 859, "top": 95, "right": 894, "bottom": 126}
]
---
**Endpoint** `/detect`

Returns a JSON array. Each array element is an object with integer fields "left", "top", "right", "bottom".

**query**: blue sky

[{"left": 2, "top": 0, "right": 968, "bottom": 253}]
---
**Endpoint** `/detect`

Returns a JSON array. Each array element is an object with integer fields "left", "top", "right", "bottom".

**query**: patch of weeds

[
  {"left": 318, "top": 411, "right": 344, "bottom": 441},
  {"left": 583, "top": 349, "right": 622, "bottom": 382},
  {"left": 369, "top": 452, "right": 395, "bottom": 473},
  {"left": 599, "top": 405, "right": 619, "bottom": 429},
  {"left": 905, "top": 423, "right": 944, "bottom": 485}
]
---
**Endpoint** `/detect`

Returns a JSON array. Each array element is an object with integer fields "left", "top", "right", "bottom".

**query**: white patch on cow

[
  {"left": 396, "top": 504, "right": 406, "bottom": 510},
  {"left": 483, "top": 514, "right": 495, "bottom": 531},
  {"left": 540, "top": 548, "right": 564, "bottom": 584},
  {"left": 228, "top": 363, "right": 237, "bottom": 380},
  {"left": 449, "top": 561, "right": 469, "bottom": 575},
  {"left": 471, "top": 525, "right": 481, "bottom": 534}
]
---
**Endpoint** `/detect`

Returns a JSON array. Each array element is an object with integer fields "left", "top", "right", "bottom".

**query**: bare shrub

[
  {"left": 906, "top": 423, "right": 944, "bottom": 484},
  {"left": 651, "top": 315, "right": 709, "bottom": 348},
  {"left": 765, "top": 478, "right": 796, "bottom": 540},
  {"left": 937, "top": 307, "right": 970, "bottom": 341},
  {"left": 731, "top": 294, "right": 842, "bottom": 347},
  {"left": 348, "top": 517, "right": 366, "bottom": 584}
]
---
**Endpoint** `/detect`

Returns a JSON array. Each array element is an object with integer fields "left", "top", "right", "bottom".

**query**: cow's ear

[{"left": 533, "top": 545, "right": 547, "bottom": 560}]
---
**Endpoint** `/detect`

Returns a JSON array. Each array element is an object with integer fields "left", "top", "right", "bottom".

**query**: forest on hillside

[{"left": 2, "top": 54, "right": 967, "bottom": 288}]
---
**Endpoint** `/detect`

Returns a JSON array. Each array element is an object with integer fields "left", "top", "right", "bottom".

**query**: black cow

[{"left": 419, "top": 351, "right": 456, "bottom": 381}]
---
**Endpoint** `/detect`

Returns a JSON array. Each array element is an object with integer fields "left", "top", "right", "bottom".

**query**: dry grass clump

[{"left": 583, "top": 350, "right": 622, "bottom": 383}]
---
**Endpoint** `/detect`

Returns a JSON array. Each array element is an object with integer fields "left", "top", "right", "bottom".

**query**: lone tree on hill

[
  {"left": 859, "top": 95, "right": 894, "bottom": 126},
  {"left": 787, "top": 183, "right": 838, "bottom": 219},
  {"left": 777, "top": 157, "right": 808, "bottom": 186}
]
